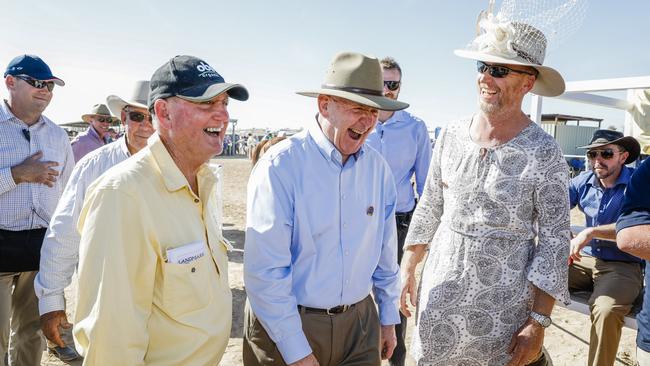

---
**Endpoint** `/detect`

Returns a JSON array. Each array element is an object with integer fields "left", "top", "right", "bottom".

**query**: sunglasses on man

[
  {"left": 95, "top": 116, "right": 118, "bottom": 124},
  {"left": 15, "top": 75, "right": 55, "bottom": 92},
  {"left": 586, "top": 148, "right": 623, "bottom": 160},
  {"left": 127, "top": 111, "right": 152, "bottom": 123},
  {"left": 383, "top": 80, "right": 400, "bottom": 91},
  {"left": 476, "top": 61, "right": 537, "bottom": 78}
]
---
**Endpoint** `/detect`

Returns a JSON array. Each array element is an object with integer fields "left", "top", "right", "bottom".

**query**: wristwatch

[{"left": 529, "top": 311, "right": 552, "bottom": 328}]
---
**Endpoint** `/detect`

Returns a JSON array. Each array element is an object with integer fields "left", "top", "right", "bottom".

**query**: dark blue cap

[
  {"left": 148, "top": 55, "right": 248, "bottom": 110},
  {"left": 4, "top": 55, "right": 64, "bottom": 86}
]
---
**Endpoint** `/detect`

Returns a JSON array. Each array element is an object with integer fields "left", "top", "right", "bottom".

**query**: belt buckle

[{"left": 326, "top": 304, "right": 349, "bottom": 315}]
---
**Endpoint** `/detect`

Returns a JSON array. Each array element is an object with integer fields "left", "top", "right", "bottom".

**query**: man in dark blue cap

[
  {"left": 73, "top": 55, "right": 248, "bottom": 365},
  {"left": 0, "top": 54, "right": 73, "bottom": 366},
  {"left": 568, "top": 129, "right": 642, "bottom": 365}
]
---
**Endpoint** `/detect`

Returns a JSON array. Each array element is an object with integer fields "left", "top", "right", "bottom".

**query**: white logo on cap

[{"left": 196, "top": 61, "right": 220, "bottom": 78}]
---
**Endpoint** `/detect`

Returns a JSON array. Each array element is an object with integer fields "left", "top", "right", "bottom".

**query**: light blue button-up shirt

[
  {"left": 366, "top": 110, "right": 432, "bottom": 213},
  {"left": 244, "top": 121, "right": 400, "bottom": 364}
]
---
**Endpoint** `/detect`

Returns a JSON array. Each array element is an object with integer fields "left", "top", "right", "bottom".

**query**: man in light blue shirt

[
  {"left": 365, "top": 57, "right": 432, "bottom": 366},
  {"left": 244, "top": 52, "right": 408, "bottom": 366}
]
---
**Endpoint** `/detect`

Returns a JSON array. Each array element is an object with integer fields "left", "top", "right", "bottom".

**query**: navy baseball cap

[
  {"left": 148, "top": 55, "right": 248, "bottom": 110},
  {"left": 4, "top": 55, "right": 64, "bottom": 86}
]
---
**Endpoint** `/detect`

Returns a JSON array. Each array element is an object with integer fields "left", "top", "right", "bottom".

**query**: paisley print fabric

[{"left": 404, "top": 118, "right": 570, "bottom": 365}]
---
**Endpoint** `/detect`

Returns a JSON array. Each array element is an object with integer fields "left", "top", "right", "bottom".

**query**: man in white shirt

[
  {"left": 0, "top": 54, "right": 73, "bottom": 366},
  {"left": 34, "top": 81, "right": 153, "bottom": 361}
]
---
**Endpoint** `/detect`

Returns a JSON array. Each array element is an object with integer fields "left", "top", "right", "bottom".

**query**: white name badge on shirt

[{"left": 166, "top": 241, "right": 206, "bottom": 264}]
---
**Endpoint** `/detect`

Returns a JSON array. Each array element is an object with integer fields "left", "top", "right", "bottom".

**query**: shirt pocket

[
  {"left": 160, "top": 254, "right": 214, "bottom": 318},
  {"left": 40, "top": 143, "right": 64, "bottom": 168}
]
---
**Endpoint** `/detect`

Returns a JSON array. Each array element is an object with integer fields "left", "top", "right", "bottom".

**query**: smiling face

[
  {"left": 122, "top": 106, "right": 154, "bottom": 153},
  {"left": 88, "top": 116, "right": 112, "bottom": 138},
  {"left": 477, "top": 63, "right": 536, "bottom": 115},
  {"left": 317, "top": 95, "right": 378, "bottom": 161},
  {"left": 5, "top": 75, "right": 53, "bottom": 116},
  {"left": 155, "top": 93, "right": 230, "bottom": 167}
]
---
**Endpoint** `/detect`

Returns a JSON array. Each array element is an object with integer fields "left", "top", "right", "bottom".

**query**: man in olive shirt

[{"left": 74, "top": 55, "right": 248, "bottom": 364}]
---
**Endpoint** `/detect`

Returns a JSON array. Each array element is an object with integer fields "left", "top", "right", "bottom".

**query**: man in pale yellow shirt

[{"left": 73, "top": 55, "right": 249, "bottom": 365}]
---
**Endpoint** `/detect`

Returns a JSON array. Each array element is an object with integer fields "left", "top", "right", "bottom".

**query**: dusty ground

[{"left": 41, "top": 157, "right": 637, "bottom": 365}]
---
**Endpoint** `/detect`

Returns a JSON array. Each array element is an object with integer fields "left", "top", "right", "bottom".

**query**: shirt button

[
  {"left": 345, "top": 251, "right": 349, "bottom": 256},
  {"left": 342, "top": 194, "right": 346, "bottom": 200},
  {"left": 191, "top": 267, "right": 196, "bottom": 273},
  {"left": 194, "top": 199, "right": 199, "bottom": 203},
  {"left": 343, "top": 223, "right": 348, "bottom": 229},
  {"left": 345, "top": 280, "right": 350, "bottom": 284}
]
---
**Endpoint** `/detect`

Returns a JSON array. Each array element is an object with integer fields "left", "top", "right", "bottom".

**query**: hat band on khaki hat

[{"left": 321, "top": 84, "right": 383, "bottom": 96}]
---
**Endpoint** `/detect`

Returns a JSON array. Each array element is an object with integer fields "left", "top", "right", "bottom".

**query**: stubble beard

[{"left": 479, "top": 99, "right": 502, "bottom": 114}]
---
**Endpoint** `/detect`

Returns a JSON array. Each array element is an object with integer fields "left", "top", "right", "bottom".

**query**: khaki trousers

[
  {"left": 569, "top": 255, "right": 643, "bottom": 366},
  {"left": 0, "top": 271, "right": 44, "bottom": 366},
  {"left": 243, "top": 296, "right": 381, "bottom": 366}
]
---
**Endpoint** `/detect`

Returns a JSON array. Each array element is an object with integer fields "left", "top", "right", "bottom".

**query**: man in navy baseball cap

[
  {"left": 4, "top": 54, "right": 65, "bottom": 87},
  {"left": 72, "top": 56, "right": 248, "bottom": 364},
  {"left": 1, "top": 54, "right": 74, "bottom": 365}
]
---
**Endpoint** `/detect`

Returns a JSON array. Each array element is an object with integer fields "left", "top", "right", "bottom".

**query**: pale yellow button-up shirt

[{"left": 74, "top": 134, "right": 231, "bottom": 365}]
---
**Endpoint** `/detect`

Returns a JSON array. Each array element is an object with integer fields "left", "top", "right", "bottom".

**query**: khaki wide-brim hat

[
  {"left": 81, "top": 103, "right": 118, "bottom": 123},
  {"left": 297, "top": 52, "right": 409, "bottom": 111},
  {"left": 454, "top": 21, "right": 565, "bottom": 97},
  {"left": 106, "top": 80, "right": 150, "bottom": 117}
]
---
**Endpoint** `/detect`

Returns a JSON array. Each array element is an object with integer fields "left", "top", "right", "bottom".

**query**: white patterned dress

[{"left": 404, "top": 118, "right": 570, "bottom": 366}]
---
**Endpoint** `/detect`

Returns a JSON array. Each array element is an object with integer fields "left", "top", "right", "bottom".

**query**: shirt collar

[
  {"left": 0, "top": 99, "right": 44, "bottom": 127},
  {"left": 147, "top": 133, "right": 210, "bottom": 193},
  {"left": 308, "top": 114, "right": 365, "bottom": 166},
  {"left": 117, "top": 136, "right": 131, "bottom": 157},
  {"left": 379, "top": 110, "right": 405, "bottom": 126},
  {"left": 587, "top": 166, "right": 633, "bottom": 189}
]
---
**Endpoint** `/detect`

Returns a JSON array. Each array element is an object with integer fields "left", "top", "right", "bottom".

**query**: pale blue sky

[{"left": 1, "top": 1, "right": 649, "bottom": 130}]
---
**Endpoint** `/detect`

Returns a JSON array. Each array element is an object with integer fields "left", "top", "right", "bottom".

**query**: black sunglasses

[
  {"left": 15, "top": 75, "right": 55, "bottom": 92},
  {"left": 127, "top": 111, "right": 152, "bottom": 123},
  {"left": 96, "top": 116, "right": 117, "bottom": 123},
  {"left": 586, "top": 148, "right": 620, "bottom": 160},
  {"left": 476, "top": 61, "right": 537, "bottom": 78},
  {"left": 383, "top": 80, "right": 401, "bottom": 91}
]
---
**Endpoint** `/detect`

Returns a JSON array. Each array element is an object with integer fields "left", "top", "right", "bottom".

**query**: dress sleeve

[
  {"left": 527, "top": 145, "right": 571, "bottom": 305},
  {"left": 404, "top": 127, "right": 446, "bottom": 248}
]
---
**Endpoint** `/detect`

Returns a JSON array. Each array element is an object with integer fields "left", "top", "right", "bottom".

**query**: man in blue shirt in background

[
  {"left": 616, "top": 157, "right": 650, "bottom": 365},
  {"left": 365, "top": 57, "right": 431, "bottom": 366},
  {"left": 568, "top": 129, "right": 641, "bottom": 365},
  {"left": 244, "top": 52, "right": 407, "bottom": 366}
]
